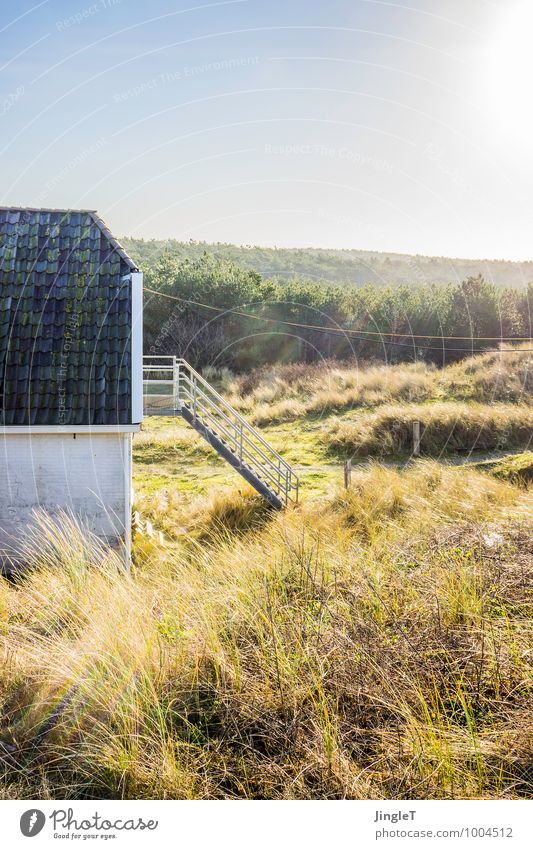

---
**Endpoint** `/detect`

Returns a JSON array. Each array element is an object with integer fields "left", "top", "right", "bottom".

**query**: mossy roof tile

[{"left": 0, "top": 207, "right": 138, "bottom": 426}]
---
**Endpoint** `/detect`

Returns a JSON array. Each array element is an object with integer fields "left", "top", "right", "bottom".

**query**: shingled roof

[{"left": 0, "top": 207, "right": 138, "bottom": 426}]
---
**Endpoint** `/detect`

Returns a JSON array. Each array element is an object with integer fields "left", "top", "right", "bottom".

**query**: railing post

[
  {"left": 192, "top": 374, "right": 197, "bottom": 421},
  {"left": 239, "top": 422, "right": 243, "bottom": 466},
  {"left": 173, "top": 357, "right": 180, "bottom": 410}
]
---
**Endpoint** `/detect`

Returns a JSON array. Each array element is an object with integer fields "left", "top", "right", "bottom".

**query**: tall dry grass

[
  {"left": 219, "top": 347, "right": 532, "bottom": 425},
  {"left": 227, "top": 361, "right": 436, "bottom": 424},
  {"left": 327, "top": 402, "right": 532, "bottom": 458},
  {"left": 0, "top": 464, "right": 531, "bottom": 800}
]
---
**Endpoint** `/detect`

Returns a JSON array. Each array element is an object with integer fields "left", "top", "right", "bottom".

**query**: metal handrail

[
  {"left": 179, "top": 387, "right": 287, "bottom": 496},
  {"left": 143, "top": 356, "right": 299, "bottom": 505},
  {"left": 175, "top": 359, "right": 294, "bottom": 475},
  {"left": 177, "top": 372, "right": 286, "bottom": 482},
  {"left": 192, "top": 407, "right": 286, "bottom": 495},
  {"left": 177, "top": 368, "right": 290, "bottom": 474},
  {"left": 177, "top": 375, "right": 292, "bottom": 498}
]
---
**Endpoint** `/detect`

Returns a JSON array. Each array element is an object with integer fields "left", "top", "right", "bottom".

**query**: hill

[{"left": 122, "top": 237, "right": 533, "bottom": 289}]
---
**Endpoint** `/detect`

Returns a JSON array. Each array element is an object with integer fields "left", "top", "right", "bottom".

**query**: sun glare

[{"left": 486, "top": 2, "right": 533, "bottom": 141}]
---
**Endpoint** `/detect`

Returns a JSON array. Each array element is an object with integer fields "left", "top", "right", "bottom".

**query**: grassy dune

[
  {"left": 0, "top": 464, "right": 531, "bottom": 799},
  {"left": 132, "top": 348, "right": 532, "bottom": 511},
  {"left": 222, "top": 346, "right": 532, "bottom": 425},
  {"left": 0, "top": 349, "right": 531, "bottom": 800},
  {"left": 327, "top": 402, "right": 532, "bottom": 457}
]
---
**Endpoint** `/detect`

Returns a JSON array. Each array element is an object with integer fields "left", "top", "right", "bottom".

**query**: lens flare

[{"left": 485, "top": 2, "right": 533, "bottom": 142}]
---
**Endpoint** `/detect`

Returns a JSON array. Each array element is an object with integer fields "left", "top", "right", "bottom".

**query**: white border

[
  {"left": 123, "top": 432, "right": 132, "bottom": 572},
  {"left": 3, "top": 800, "right": 532, "bottom": 848},
  {"left": 0, "top": 425, "right": 140, "bottom": 434},
  {"left": 131, "top": 270, "right": 143, "bottom": 424}
]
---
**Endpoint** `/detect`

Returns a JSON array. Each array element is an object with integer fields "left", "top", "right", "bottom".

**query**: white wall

[{"left": 0, "top": 433, "right": 131, "bottom": 566}]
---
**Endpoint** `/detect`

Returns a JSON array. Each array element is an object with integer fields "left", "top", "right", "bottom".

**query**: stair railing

[
  {"left": 142, "top": 356, "right": 299, "bottom": 506},
  {"left": 142, "top": 357, "right": 175, "bottom": 412},
  {"left": 174, "top": 359, "right": 299, "bottom": 506}
]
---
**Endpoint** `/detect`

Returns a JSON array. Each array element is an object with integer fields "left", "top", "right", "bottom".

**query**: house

[{"left": 0, "top": 207, "right": 142, "bottom": 569}]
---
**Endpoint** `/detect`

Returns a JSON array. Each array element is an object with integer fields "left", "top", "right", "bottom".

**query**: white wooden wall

[{"left": 0, "top": 433, "right": 131, "bottom": 566}]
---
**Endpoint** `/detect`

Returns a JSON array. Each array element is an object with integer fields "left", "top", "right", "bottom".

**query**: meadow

[{"left": 0, "top": 348, "right": 531, "bottom": 800}]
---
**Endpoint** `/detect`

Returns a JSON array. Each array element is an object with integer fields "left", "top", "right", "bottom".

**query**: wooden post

[
  {"left": 413, "top": 420, "right": 421, "bottom": 457},
  {"left": 344, "top": 459, "right": 352, "bottom": 489}
]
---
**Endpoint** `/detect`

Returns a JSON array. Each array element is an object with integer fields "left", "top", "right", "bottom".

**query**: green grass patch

[{"left": 474, "top": 451, "right": 533, "bottom": 487}]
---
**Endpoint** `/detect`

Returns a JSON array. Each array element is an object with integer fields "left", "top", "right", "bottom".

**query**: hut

[{"left": 0, "top": 207, "right": 142, "bottom": 568}]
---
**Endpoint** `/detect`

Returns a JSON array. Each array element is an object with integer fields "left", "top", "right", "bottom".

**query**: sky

[{"left": 2, "top": 0, "right": 533, "bottom": 259}]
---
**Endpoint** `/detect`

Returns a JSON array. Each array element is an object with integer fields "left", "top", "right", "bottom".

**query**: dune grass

[
  {"left": 474, "top": 451, "right": 533, "bottom": 488},
  {"left": 0, "top": 462, "right": 531, "bottom": 800},
  {"left": 220, "top": 347, "right": 532, "bottom": 426},
  {"left": 327, "top": 402, "right": 532, "bottom": 458},
  {"left": 0, "top": 349, "right": 531, "bottom": 800},
  {"left": 227, "top": 360, "right": 435, "bottom": 425}
]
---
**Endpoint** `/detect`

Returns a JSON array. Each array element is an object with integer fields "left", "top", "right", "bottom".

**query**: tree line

[
  {"left": 143, "top": 252, "right": 533, "bottom": 371},
  {"left": 123, "top": 236, "right": 533, "bottom": 289}
]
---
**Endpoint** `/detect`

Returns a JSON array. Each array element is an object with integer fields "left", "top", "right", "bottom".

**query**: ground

[{"left": 0, "top": 350, "right": 531, "bottom": 800}]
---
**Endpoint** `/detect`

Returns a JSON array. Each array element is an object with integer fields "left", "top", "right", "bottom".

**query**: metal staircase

[{"left": 143, "top": 357, "right": 299, "bottom": 509}]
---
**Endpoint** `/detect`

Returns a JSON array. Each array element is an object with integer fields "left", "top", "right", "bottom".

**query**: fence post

[
  {"left": 344, "top": 459, "right": 352, "bottom": 489},
  {"left": 413, "top": 420, "right": 421, "bottom": 457}
]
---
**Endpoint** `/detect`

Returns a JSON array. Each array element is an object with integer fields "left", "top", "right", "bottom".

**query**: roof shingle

[{"left": 0, "top": 207, "right": 136, "bottom": 426}]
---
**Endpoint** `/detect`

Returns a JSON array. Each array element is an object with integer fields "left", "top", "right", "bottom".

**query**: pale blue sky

[{"left": 2, "top": 0, "right": 533, "bottom": 259}]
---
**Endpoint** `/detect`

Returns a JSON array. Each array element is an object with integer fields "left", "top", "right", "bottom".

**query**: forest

[
  {"left": 123, "top": 237, "right": 533, "bottom": 288},
  {"left": 137, "top": 248, "right": 533, "bottom": 371}
]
